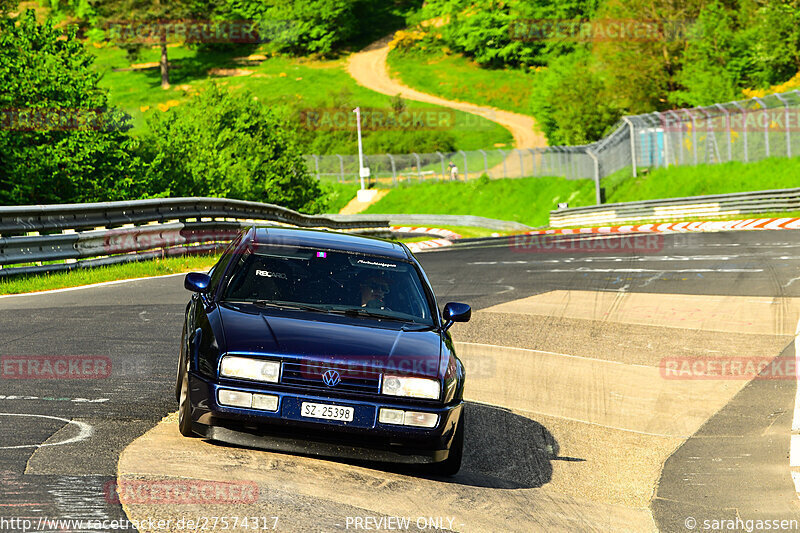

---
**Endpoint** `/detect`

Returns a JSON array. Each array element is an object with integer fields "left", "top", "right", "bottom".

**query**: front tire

[
  {"left": 177, "top": 351, "right": 196, "bottom": 437},
  {"left": 430, "top": 411, "right": 464, "bottom": 476}
]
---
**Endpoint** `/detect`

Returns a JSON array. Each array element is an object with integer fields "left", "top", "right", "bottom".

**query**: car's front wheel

[
  {"left": 430, "top": 410, "right": 464, "bottom": 476},
  {"left": 177, "top": 351, "right": 196, "bottom": 437}
]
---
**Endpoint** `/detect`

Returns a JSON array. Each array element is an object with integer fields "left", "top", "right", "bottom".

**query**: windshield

[{"left": 221, "top": 245, "right": 435, "bottom": 325}]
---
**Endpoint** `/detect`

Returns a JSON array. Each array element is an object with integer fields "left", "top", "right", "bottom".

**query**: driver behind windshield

[{"left": 359, "top": 272, "right": 391, "bottom": 309}]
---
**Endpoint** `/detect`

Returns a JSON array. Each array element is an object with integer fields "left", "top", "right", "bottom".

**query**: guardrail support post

[
  {"left": 775, "top": 93, "right": 791, "bottom": 158},
  {"left": 683, "top": 109, "right": 698, "bottom": 165},
  {"left": 714, "top": 104, "right": 732, "bottom": 162},
  {"left": 459, "top": 150, "right": 468, "bottom": 180},
  {"left": 586, "top": 149, "right": 601, "bottom": 205},
  {"left": 657, "top": 111, "right": 670, "bottom": 167},
  {"left": 732, "top": 101, "right": 749, "bottom": 162},
  {"left": 412, "top": 152, "right": 422, "bottom": 181},
  {"left": 753, "top": 96, "right": 769, "bottom": 158},
  {"left": 497, "top": 149, "right": 507, "bottom": 178},
  {"left": 435, "top": 151, "right": 445, "bottom": 181},
  {"left": 386, "top": 153, "right": 397, "bottom": 186},
  {"left": 478, "top": 149, "right": 488, "bottom": 176},
  {"left": 515, "top": 149, "right": 525, "bottom": 178},
  {"left": 336, "top": 154, "right": 344, "bottom": 183},
  {"left": 667, "top": 111, "right": 683, "bottom": 165},
  {"left": 622, "top": 117, "right": 637, "bottom": 177}
]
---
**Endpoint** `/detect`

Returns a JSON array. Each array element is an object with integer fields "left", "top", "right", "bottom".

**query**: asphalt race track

[{"left": 3, "top": 230, "right": 800, "bottom": 532}]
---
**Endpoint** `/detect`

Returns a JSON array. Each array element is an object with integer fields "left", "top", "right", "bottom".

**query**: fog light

[
  {"left": 379, "top": 408, "right": 405, "bottom": 425},
  {"left": 404, "top": 411, "right": 438, "bottom": 428},
  {"left": 252, "top": 393, "right": 279, "bottom": 412},
  {"left": 218, "top": 389, "right": 252, "bottom": 408}
]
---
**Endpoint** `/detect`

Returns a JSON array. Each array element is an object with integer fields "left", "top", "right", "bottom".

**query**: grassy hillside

[
  {"left": 363, "top": 175, "right": 596, "bottom": 226},
  {"left": 92, "top": 44, "right": 513, "bottom": 151},
  {"left": 387, "top": 48, "right": 535, "bottom": 116},
  {"left": 362, "top": 157, "right": 800, "bottom": 226},
  {"left": 602, "top": 158, "right": 800, "bottom": 202}
]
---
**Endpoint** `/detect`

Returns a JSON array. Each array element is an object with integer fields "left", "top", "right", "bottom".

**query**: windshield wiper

[
  {"left": 226, "top": 299, "right": 330, "bottom": 313},
  {"left": 340, "top": 308, "right": 420, "bottom": 323}
]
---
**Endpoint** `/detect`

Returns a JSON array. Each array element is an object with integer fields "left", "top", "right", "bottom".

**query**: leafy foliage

[
  {"left": 414, "top": 0, "right": 598, "bottom": 69},
  {"left": 530, "top": 51, "right": 621, "bottom": 145},
  {"left": 141, "top": 84, "right": 322, "bottom": 212},
  {"left": 404, "top": 0, "right": 800, "bottom": 145},
  {"left": 671, "top": 1, "right": 744, "bottom": 107},
  {"left": 0, "top": 10, "right": 142, "bottom": 205},
  {"left": 282, "top": 87, "right": 458, "bottom": 155},
  {"left": 0, "top": 0, "right": 18, "bottom": 15},
  {"left": 223, "top": 0, "right": 421, "bottom": 56}
]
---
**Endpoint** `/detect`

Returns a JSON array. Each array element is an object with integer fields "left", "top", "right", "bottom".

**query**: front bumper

[{"left": 188, "top": 373, "right": 463, "bottom": 464}]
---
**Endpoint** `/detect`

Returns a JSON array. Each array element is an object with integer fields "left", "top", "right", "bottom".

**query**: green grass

[
  {"left": 92, "top": 44, "right": 513, "bottom": 149},
  {"left": 364, "top": 156, "right": 800, "bottom": 227},
  {"left": 364, "top": 176, "right": 596, "bottom": 227},
  {"left": 387, "top": 48, "right": 536, "bottom": 117},
  {"left": 428, "top": 225, "right": 514, "bottom": 238},
  {"left": 603, "top": 157, "right": 800, "bottom": 203},
  {"left": 319, "top": 182, "right": 360, "bottom": 213},
  {"left": 0, "top": 254, "right": 219, "bottom": 295}
]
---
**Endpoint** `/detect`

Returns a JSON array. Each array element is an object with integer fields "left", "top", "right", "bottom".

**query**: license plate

[{"left": 301, "top": 402, "right": 354, "bottom": 422}]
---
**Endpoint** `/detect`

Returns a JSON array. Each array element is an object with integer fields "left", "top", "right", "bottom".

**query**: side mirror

[
  {"left": 442, "top": 302, "right": 471, "bottom": 331},
  {"left": 184, "top": 272, "right": 211, "bottom": 293}
]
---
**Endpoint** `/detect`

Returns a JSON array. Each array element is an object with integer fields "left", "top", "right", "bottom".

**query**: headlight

[
  {"left": 381, "top": 375, "right": 440, "bottom": 400},
  {"left": 219, "top": 355, "right": 280, "bottom": 383}
]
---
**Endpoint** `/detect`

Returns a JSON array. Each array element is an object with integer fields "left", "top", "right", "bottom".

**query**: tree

[
  {"left": 92, "top": 0, "right": 219, "bottom": 88},
  {"left": 591, "top": 0, "right": 706, "bottom": 113},
  {"left": 742, "top": 0, "right": 800, "bottom": 88},
  {"left": 142, "top": 84, "right": 322, "bottom": 212},
  {"left": 530, "top": 49, "right": 620, "bottom": 145},
  {"left": 0, "top": 0, "right": 18, "bottom": 16},
  {"left": 225, "top": 0, "right": 357, "bottom": 57},
  {"left": 0, "top": 10, "right": 142, "bottom": 205},
  {"left": 671, "top": 1, "right": 745, "bottom": 107}
]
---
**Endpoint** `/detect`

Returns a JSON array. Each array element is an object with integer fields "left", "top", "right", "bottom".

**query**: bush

[
  {"left": 0, "top": 10, "right": 143, "bottom": 205},
  {"left": 141, "top": 84, "right": 322, "bottom": 212}
]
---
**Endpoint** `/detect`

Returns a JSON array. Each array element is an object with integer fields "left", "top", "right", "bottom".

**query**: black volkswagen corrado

[{"left": 177, "top": 226, "right": 471, "bottom": 475}]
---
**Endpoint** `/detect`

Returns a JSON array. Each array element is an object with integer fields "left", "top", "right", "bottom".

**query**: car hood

[{"left": 217, "top": 305, "right": 443, "bottom": 378}]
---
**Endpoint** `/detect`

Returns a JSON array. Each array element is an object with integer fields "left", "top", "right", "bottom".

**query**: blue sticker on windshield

[{"left": 316, "top": 252, "right": 327, "bottom": 258}]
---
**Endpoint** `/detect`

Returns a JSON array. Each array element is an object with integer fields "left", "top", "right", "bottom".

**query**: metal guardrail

[
  {"left": 327, "top": 213, "right": 534, "bottom": 231},
  {"left": 0, "top": 198, "right": 390, "bottom": 277},
  {"left": 549, "top": 188, "right": 800, "bottom": 228}
]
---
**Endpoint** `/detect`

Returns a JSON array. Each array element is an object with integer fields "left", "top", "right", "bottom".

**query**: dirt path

[
  {"left": 338, "top": 189, "right": 389, "bottom": 214},
  {"left": 346, "top": 35, "right": 547, "bottom": 150}
]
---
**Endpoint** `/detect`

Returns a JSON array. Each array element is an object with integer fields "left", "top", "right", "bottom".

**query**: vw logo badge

[{"left": 322, "top": 369, "right": 341, "bottom": 387}]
